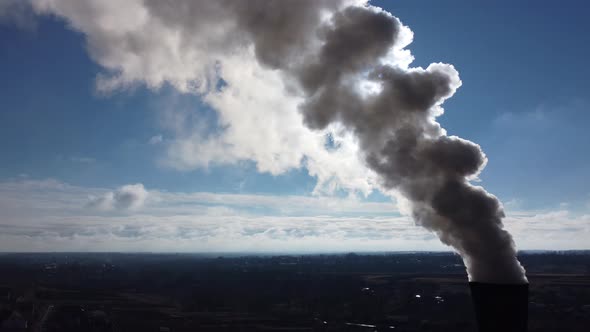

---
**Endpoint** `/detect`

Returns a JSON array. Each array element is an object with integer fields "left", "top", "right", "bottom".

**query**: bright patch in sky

[{"left": 0, "top": 0, "right": 588, "bottom": 252}]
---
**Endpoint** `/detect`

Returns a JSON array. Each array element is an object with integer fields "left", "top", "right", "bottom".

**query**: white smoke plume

[
  {"left": 24, "top": 0, "right": 526, "bottom": 283},
  {"left": 0, "top": 0, "right": 36, "bottom": 29}
]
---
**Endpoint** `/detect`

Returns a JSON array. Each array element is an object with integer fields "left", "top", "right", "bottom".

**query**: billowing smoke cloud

[
  {"left": 0, "top": 0, "right": 36, "bottom": 29},
  {"left": 228, "top": 2, "right": 525, "bottom": 284},
  {"left": 24, "top": 0, "right": 525, "bottom": 283},
  {"left": 88, "top": 183, "right": 148, "bottom": 211}
]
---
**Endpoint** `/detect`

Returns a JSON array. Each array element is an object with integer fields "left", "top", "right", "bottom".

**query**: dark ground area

[{"left": 0, "top": 251, "right": 587, "bottom": 331}]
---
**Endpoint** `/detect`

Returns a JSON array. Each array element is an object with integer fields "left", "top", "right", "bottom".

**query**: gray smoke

[
  {"left": 204, "top": 1, "right": 526, "bottom": 283},
  {"left": 28, "top": 0, "right": 526, "bottom": 283}
]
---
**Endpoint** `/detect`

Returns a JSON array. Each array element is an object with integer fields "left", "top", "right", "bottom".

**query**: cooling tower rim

[{"left": 469, "top": 281, "right": 529, "bottom": 286}]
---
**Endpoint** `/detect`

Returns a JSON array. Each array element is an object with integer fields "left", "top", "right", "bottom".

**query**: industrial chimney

[{"left": 469, "top": 282, "right": 529, "bottom": 332}]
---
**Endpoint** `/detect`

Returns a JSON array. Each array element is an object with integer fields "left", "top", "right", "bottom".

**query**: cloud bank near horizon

[{"left": 0, "top": 178, "right": 587, "bottom": 253}]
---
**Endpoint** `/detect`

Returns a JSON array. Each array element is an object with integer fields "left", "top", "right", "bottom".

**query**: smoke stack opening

[{"left": 469, "top": 282, "right": 529, "bottom": 332}]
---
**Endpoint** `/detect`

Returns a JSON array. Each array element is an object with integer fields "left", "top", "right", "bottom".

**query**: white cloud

[
  {"left": 0, "top": 215, "right": 443, "bottom": 253},
  {"left": 0, "top": 178, "right": 587, "bottom": 252},
  {"left": 87, "top": 183, "right": 148, "bottom": 211},
  {"left": 86, "top": 192, "right": 114, "bottom": 211},
  {"left": 26, "top": 0, "right": 384, "bottom": 196},
  {"left": 493, "top": 100, "right": 588, "bottom": 133},
  {"left": 0, "top": 178, "right": 429, "bottom": 252},
  {"left": 0, "top": 0, "right": 36, "bottom": 29},
  {"left": 70, "top": 156, "right": 96, "bottom": 163},
  {"left": 148, "top": 134, "right": 163, "bottom": 145},
  {"left": 149, "top": 190, "right": 399, "bottom": 216},
  {"left": 503, "top": 209, "right": 590, "bottom": 250}
]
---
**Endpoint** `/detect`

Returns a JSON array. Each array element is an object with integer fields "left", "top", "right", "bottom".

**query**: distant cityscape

[{"left": 0, "top": 251, "right": 588, "bottom": 331}]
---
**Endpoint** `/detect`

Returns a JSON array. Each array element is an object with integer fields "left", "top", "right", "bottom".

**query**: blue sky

[
  {"left": 377, "top": 0, "right": 590, "bottom": 210},
  {"left": 0, "top": 18, "right": 318, "bottom": 195},
  {"left": 0, "top": 0, "right": 588, "bottom": 252}
]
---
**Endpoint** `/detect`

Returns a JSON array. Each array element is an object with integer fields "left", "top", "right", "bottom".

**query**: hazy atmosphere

[{"left": 1, "top": 0, "right": 589, "bottom": 256}]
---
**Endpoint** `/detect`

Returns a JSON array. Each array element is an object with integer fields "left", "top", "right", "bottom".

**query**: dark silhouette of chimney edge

[{"left": 469, "top": 282, "right": 529, "bottom": 332}]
